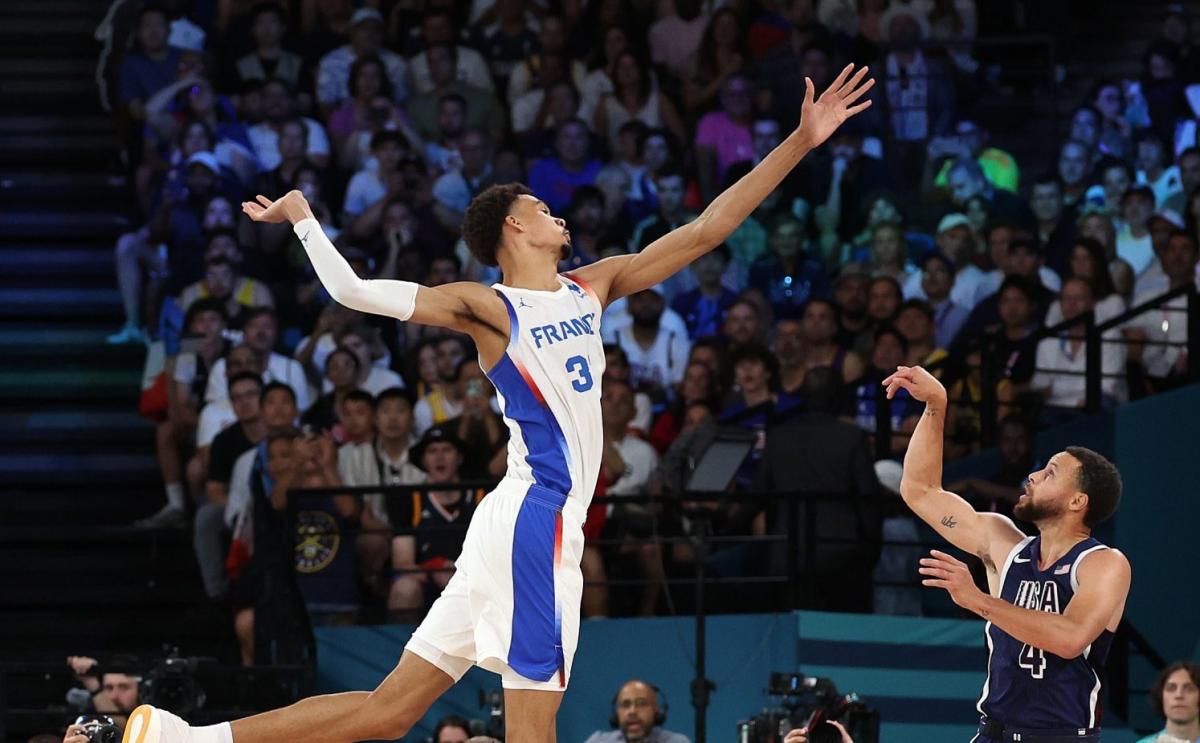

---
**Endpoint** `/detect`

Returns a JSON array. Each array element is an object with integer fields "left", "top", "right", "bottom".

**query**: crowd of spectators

[{"left": 107, "top": 0, "right": 1200, "bottom": 640}]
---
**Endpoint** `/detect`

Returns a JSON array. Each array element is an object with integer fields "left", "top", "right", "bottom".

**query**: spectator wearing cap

[
  {"left": 526, "top": 118, "right": 602, "bottom": 214},
  {"left": 671, "top": 244, "right": 739, "bottom": 340},
  {"left": 389, "top": 426, "right": 482, "bottom": 619},
  {"left": 903, "top": 213, "right": 985, "bottom": 310},
  {"left": 944, "top": 157, "right": 1036, "bottom": 234},
  {"left": 233, "top": 4, "right": 305, "bottom": 93},
  {"left": 1031, "top": 277, "right": 1127, "bottom": 415},
  {"left": 917, "top": 252, "right": 971, "bottom": 349},
  {"left": 406, "top": 9, "right": 495, "bottom": 95},
  {"left": 407, "top": 44, "right": 506, "bottom": 145},
  {"left": 1117, "top": 185, "right": 1158, "bottom": 274},
  {"left": 749, "top": 213, "right": 831, "bottom": 320},
  {"left": 929, "top": 119, "right": 1019, "bottom": 194},
  {"left": 1136, "top": 132, "right": 1184, "bottom": 207},
  {"left": 119, "top": 5, "right": 182, "bottom": 123},
  {"left": 206, "top": 308, "right": 312, "bottom": 411},
  {"left": 316, "top": 7, "right": 408, "bottom": 111},
  {"left": 248, "top": 79, "right": 331, "bottom": 173},
  {"left": 1030, "top": 175, "right": 1079, "bottom": 278},
  {"left": 1136, "top": 207, "right": 1189, "bottom": 296}
]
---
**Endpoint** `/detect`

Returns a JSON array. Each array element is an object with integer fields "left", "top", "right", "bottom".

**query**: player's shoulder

[{"left": 1077, "top": 544, "right": 1130, "bottom": 574}]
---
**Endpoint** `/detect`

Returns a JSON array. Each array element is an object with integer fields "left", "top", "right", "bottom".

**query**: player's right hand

[
  {"left": 242, "top": 191, "right": 312, "bottom": 225},
  {"left": 881, "top": 365, "right": 946, "bottom": 405}
]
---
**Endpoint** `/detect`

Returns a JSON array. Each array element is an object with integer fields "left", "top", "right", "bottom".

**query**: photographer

[{"left": 64, "top": 656, "right": 141, "bottom": 734}]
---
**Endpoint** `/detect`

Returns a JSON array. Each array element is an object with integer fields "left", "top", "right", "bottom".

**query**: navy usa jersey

[{"left": 978, "top": 536, "right": 1113, "bottom": 730}]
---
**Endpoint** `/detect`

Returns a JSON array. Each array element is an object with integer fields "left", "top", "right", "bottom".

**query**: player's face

[
  {"left": 1163, "top": 669, "right": 1200, "bottom": 724},
  {"left": 1015, "top": 454, "right": 1079, "bottom": 523},
  {"left": 376, "top": 398, "right": 413, "bottom": 440},
  {"left": 514, "top": 195, "right": 570, "bottom": 259}
]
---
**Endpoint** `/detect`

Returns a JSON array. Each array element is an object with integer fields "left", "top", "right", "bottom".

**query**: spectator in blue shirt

[
  {"left": 119, "top": 4, "right": 182, "bottom": 122},
  {"left": 526, "top": 117, "right": 602, "bottom": 213},
  {"left": 748, "top": 213, "right": 830, "bottom": 319},
  {"left": 671, "top": 243, "right": 738, "bottom": 339}
]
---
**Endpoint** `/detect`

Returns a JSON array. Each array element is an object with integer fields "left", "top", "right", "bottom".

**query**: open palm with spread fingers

[{"left": 797, "top": 63, "right": 875, "bottom": 148}]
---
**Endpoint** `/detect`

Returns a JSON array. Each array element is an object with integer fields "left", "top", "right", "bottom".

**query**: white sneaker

[
  {"left": 107, "top": 323, "right": 146, "bottom": 345},
  {"left": 134, "top": 505, "right": 187, "bottom": 529},
  {"left": 122, "top": 705, "right": 193, "bottom": 743}
]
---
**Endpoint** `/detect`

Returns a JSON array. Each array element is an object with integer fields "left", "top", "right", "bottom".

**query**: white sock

[
  {"left": 165, "top": 483, "right": 186, "bottom": 510},
  {"left": 194, "top": 722, "right": 234, "bottom": 743}
]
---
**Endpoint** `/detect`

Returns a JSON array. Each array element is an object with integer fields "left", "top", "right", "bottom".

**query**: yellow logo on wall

[{"left": 294, "top": 510, "right": 339, "bottom": 573}]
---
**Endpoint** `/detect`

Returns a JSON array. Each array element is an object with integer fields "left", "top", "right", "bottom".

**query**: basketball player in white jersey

[{"left": 122, "top": 65, "right": 874, "bottom": 743}]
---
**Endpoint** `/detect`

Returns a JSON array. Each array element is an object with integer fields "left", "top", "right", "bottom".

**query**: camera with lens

[
  {"left": 736, "top": 672, "right": 879, "bottom": 743},
  {"left": 73, "top": 715, "right": 119, "bottom": 743},
  {"left": 140, "top": 649, "right": 209, "bottom": 716}
]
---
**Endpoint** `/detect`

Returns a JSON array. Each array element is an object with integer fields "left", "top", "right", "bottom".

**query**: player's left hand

[
  {"left": 796, "top": 63, "right": 875, "bottom": 149},
  {"left": 918, "top": 549, "right": 982, "bottom": 609}
]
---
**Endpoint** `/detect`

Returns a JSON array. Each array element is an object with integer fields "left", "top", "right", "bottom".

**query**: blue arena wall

[{"left": 313, "top": 613, "right": 1139, "bottom": 743}]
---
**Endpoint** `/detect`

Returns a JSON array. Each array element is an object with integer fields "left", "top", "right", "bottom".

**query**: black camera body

[
  {"left": 736, "top": 672, "right": 879, "bottom": 743},
  {"left": 141, "top": 652, "right": 208, "bottom": 716}
]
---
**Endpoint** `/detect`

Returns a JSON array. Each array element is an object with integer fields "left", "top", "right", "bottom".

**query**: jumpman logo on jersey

[{"left": 518, "top": 297, "right": 533, "bottom": 309}]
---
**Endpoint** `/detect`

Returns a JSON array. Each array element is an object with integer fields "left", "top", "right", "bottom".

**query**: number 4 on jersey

[
  {"left": 1019, "top": 642, "right": 1046, "bottom": 679},
  {"left": 565, "top": 356, "right": 593, "bottom": 392}
]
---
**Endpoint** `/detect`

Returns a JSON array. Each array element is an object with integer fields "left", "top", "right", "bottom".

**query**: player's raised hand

[
  {"left": 241, "top": 190, "right": 313, "bottom": 224},
  {"left": 796, "top": 63, "right": 874, "bottom": 149},
  {"left": 881, "top": 365, "right": 947, "bottom": 405}
]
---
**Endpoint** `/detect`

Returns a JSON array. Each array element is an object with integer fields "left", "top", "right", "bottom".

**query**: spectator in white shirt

[
  {"left": 323, "top": 324, "right": 405, "bottom": 396},
  {"left": 598, "top": 377, "right": 662, "bottom": 616},
  {"left": 1134, "top": 208, "right": 1187, "bottom": 297},
  {"left": 204, "top": 308, "right": 312, "bottom": 411},
  {"left": 903, "top": 212, "right": 986, "bottom": 310},
  {"left": 1124, "top": 229, "right": 1199, "bottom": 392},
  {"left": 1031, "top": 278, "right": 1126, "bottom": 413},
  {"left": 342, "top": 130, "right": 407, "bottom": 220},
  {"left": 1135, "top": 132, "right": 1184, "bottom": 207},
  {"left": 1115, "top": 185, "right": 1157, "bottom": 275},
  {"left": 247, "top": 79, "right": 330, "bottom": 172},
  {"left": 316, "top": 8, "right": 408, "bottom": 110},
  {"left": 406, "top": 10, "right": 494, "bottom": 95},
  {"left": 337, "top": 388, "right": 425, "bottom": 606},
  {"left": 605, "top": 286, "right": 692, "bottom": 408}
]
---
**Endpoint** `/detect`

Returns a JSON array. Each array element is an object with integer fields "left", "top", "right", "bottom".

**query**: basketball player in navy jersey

[
  {"left": 883, "top": 365, "right": 1129, "bottom": 743},
  {"left": 120, "top": 66, "right": 875, "bottom": 743}
]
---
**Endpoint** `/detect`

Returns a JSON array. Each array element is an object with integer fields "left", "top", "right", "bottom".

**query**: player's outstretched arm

[
  {"left": 883, "top": 366, "right": 1025, "bottom": 571},
  {"left": 574, "top": 64, "right": 874, "bottom": 306},
  {"left": 242, "top": 192, "right": 505, "bottom": 340},
  {"left": 920, "top": 547, "right": 1131, "bottom": 658}
]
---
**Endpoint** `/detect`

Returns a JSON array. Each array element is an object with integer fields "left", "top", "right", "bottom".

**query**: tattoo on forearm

[
  {"left": 925, "top": 406, "right": 941, "bottom": 417},
  {"left": 941, "top": 515, "right": 957, "bottom": 528}
]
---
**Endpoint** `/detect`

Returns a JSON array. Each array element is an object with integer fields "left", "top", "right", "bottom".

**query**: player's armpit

[
  {"left": 903, "top": 486, "right": 1025, "bottom": 570},
  {"left": 1058, "top": 549, "right": 1131, "bottom": 656},
  {"left": 409, "top": 282, "right": 510, "bottom": 365},
  {"left": 571, "top": 220, "right": 709, "bottom": 307}
]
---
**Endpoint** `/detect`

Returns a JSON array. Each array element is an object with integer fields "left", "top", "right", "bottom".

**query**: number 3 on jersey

[
  {"left": 1019, "top": 642, "right": 1046, "bottom": 678},
  {"left": 565, "top": 355, "right": 593, "bottom": 392}
]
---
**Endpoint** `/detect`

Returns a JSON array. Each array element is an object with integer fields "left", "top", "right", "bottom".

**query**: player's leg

[
  {"left": 123, "top": 651, "right": 454, "bottom": 743},
  {"left": 502, "top": 689, "right": 563, "bottom": 743}
]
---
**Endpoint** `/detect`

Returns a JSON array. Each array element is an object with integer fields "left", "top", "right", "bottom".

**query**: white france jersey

[{"left": 487, "top": 273, "right": 605, "bottom": 508}]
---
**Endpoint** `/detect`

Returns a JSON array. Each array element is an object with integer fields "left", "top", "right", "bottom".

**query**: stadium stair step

[{"left": 0, "top": 2, "right": 232, "bottom": 697}]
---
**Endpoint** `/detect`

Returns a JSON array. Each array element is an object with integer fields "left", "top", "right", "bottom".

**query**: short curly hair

[
  {"left": 462, "top": 183, "right": 533, "bottom": 267},
  {"left": 1065, "top": 446, "right": 1122, "bottom": 527}
]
